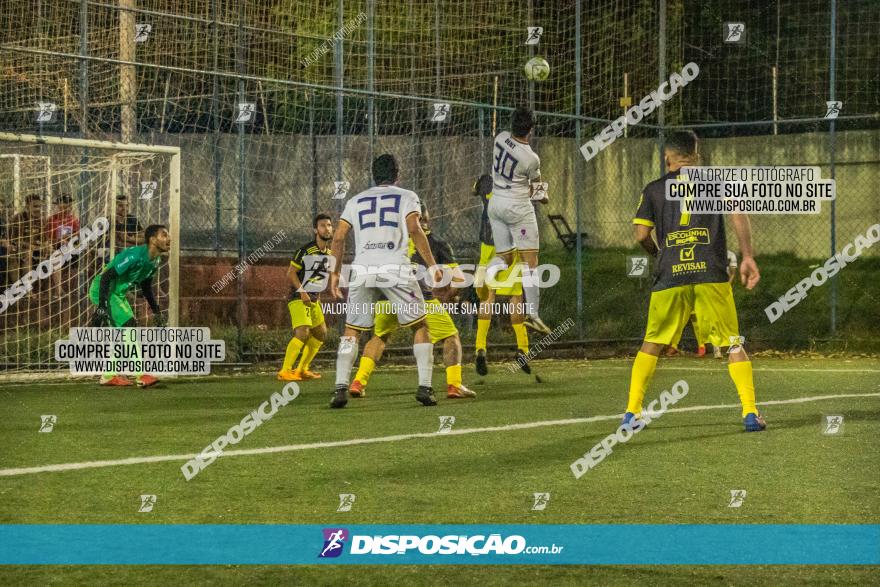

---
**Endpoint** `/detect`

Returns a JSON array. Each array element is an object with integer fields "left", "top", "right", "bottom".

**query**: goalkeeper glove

[{"left": 90, "top": 306, "right": 110, "bottom": 327}]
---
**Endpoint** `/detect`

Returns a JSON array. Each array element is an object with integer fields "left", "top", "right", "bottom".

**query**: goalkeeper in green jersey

[{"left": 87, "top": 224, "right": 171, "bottom": 387}]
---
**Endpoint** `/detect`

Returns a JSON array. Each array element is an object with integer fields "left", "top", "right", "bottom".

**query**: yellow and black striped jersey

[{"left": 288, "top": 239, "right": 331, "bottom": 301}]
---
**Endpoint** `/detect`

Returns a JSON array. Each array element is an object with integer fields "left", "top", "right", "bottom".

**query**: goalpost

[{"left": 0, "top": 132, "right": 180, "bottom": 374}]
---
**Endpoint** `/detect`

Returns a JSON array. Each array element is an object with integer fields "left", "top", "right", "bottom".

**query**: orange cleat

[
  {"left": 297, "top": 369, "right": 322, "bottom": 380},
  {"left": 447, "top": 384, "right": 477, "bottom": 399},
  {"left": 349, "top": 379, "right": 366, "bottom": 398},
  {"left": 100, "top": 375, "right": 134, "bottom": 387},
  {"left": 136, "top": 374, "right": 160, "bottom": 388},
  {"left": 696, "top": 345, "right": 707, "bottom": 357},
  {"left": 277, "top": 369, "right": 302, "bottom": 381}
]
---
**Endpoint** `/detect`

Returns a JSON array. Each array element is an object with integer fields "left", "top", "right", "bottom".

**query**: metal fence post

[
  {"left": 211, "top": 0, "right": 222, "bottom": 256},
  {"left": 236, "top": 8, "right": 247, "bottom": 355},
  {"left": 574, "top": 0, "right": 584, "bottom": 337},
  {"left": 335, "top": 0, "right": 344, "bottom": 195},
  {"left": 658, "top": 0, "right": 667, "bottom": 175},
  {"left": 367, "top": 0, "right": 375, "bottom": 172},
  {"left": 829, "top": 0, "right": 838, "bottom": 335},
  {"left": 79, "top": 0, "right": 89, "bottom": 138}
]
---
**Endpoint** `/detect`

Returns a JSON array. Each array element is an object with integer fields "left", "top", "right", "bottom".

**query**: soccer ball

[{"left": 524, "top": 57, "right": 550, "bottom": 81}]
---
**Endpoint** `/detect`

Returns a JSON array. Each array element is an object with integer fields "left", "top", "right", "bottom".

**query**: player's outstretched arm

[
  {"left": 731, "top": 213, "right": 760, "bottom": 290},
  {"left": 634, "top": 224, "right": 658, "bottom": 256},
  {"left": 329, "top": 220, "right": 350, "bottom": 300}
]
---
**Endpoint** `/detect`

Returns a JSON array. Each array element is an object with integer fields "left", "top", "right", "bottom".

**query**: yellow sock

[
  {"left": 297, "top": 336, "right": 323, "bottom": 371},
  {"left": 282, "top": 337, "right": 305, "bottom": 372},
  {"left": 476, "top": 318, "right": 490, "bottom": 351},
  {"left": 512, "top": 323, "right": 529, "bottom": 353},
  {"left": 626, "top": 351, "right": 659, "bottom": 414},
  {"left": 354, "top": 356, "right": 376, "bottom": 385},
  {"left": 728, "top": 360, "right": 757, "bottom": 417},
  {"left": 446, "top": 364, "right": 462, "bottom": 387}
]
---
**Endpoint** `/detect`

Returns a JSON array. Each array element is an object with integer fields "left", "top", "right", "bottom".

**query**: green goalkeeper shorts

[{"left": 88, "top": 286, "right": 135, "bottom": 327}]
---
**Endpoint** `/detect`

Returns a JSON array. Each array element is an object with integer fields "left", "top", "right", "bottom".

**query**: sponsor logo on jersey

[{"left": 665, "top": 227, "right": 710, "bottom": 247}]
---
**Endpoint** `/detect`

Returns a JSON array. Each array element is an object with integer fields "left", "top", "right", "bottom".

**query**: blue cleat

[
  {"left": 743, "top": 412, "right": 767, "bottom": 432},
  {"left": 621, "top": 412, "right": 638, "bottom": 427}
]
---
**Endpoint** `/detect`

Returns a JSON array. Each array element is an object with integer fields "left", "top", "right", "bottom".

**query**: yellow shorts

[
  {"left": 476, "top": 242, "right": 523, "bottom": 298},
  {"left": 645, "top": 283, "right": 739, "bottom": 347},
  {"left": 288, "top": 298, "right": 325, "bottom": 330},
  {"left": 374, "top": 298, "right": 458, "bottom": 344}
]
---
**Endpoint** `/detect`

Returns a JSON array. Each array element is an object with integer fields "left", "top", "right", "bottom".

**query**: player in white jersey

[
  {"left": 489, "top": 107, "right": 551, "bottom": 334},
  {"left": 327, "top": 154, "right": 443, "bottom": 409}
]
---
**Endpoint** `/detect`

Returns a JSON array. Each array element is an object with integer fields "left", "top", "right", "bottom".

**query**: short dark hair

[
  {"left": 313, "top": 213, "right": 332, "bottom": 228},
  {"left": 57, "top": 193, "right": 73, "bottom": 204},
  {"left": 25, "top": 194, "right": 42, "bottom": 203},
  {"left": 511, "top": 107, "right": 535, "bottom": 138},
  {"left": 372, "top": 154, "right": 399, "bottom": 185},
  {"left": 665, "top": 130, "right": 699, "bottom": 157},
  {"left": 116, "top": 194, "right": 128, "bottom": 201},
  {"left": 144, "top": 224, "right": 167, "bottom": 243},
  {"left": 473, "top": 174, "right": 492, "bottom": 197}
]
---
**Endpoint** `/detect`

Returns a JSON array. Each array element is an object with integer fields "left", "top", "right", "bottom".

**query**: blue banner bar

[{"left": 0, "top": 524, "right": 877, "bottom": 565}]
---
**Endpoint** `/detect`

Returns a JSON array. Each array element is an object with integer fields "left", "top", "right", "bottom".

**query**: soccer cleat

[
  {"left": 523, "top": 315, "right": 552, "bottom": 335},
  {"left": 713, "top": 346, "right": 723, "bottom": 359},
  {"left": 349, "top": 379, "right": 366, "bottom": 398},
  {"left": 100, "top": 375, "right": 133, "bottom": 387},
  {"left": 620, "top": 412, "right": 641, "bottom": 429},
  {"left": 136, "top": 374, "right": 159, "bottom": 388},
  {"left": 515, "top": 349, "right": 532, "bottom": 374},
  {"left": 416, "top": 386, "right": 437, "bottom": 406},
  {"left": 277, "top": 369, "right": 302, "bottom": 381},
  {"left": 330, "top": 386, "right": 349, "bottom": 409},
  {"left": 447, "top": 384, "right": 476, "bottom": 399},
  {"left": 743, "top": 412, "right": 767, "bottom": 432},
  {"left": 696, "top": 345, "right": 707, "bottom": 357},
  {"left": 298, "top": 369, "right": 322, "bottom": 380},
  {"left": 475, "top": 349, "right": 488, "bottom": 376}
]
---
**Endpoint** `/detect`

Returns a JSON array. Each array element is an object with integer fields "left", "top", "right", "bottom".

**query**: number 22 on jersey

[{"left": 357, "top": 194, "right": 401, "bottom": 230}]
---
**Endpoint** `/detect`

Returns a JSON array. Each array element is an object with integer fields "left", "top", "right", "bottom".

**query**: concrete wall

[{"left": 160, "top": 129, "right": 879, "bottom": 259}]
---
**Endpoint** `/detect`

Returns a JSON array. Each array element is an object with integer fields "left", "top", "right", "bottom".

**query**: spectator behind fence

[
  {"left": 9, "top": 194, "right": 49, "bottom": 289},
  {"left": 115, "top": 195, "right": 143, "bottom": 249},
  {"left": 47, "top": 193, "right": 81, "bottom": 296}
]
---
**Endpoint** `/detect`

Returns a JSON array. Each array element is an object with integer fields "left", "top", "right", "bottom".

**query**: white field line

[
  {"left": 1, "top": 392, "right": 878, "bottom": 478},
  {"left": 2, "top": 364, "right": 878, "bottom": 386}
]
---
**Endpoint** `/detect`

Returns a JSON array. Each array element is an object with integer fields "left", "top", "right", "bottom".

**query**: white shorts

[
  {"left": 344, "top": 275, "right": 427, "bottom": 331},
  {"left": 487, "top": 196, "right": 540, "bottom": 253}
]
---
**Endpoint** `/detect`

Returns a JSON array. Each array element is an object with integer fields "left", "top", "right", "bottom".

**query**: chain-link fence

[{"left": 1, "top": 0, "right": 878, "bottom": 366}]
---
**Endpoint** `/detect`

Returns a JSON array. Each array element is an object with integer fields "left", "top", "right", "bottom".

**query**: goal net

[{"left": 0, "top": 133, "right": 180, "bottom": 374}]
